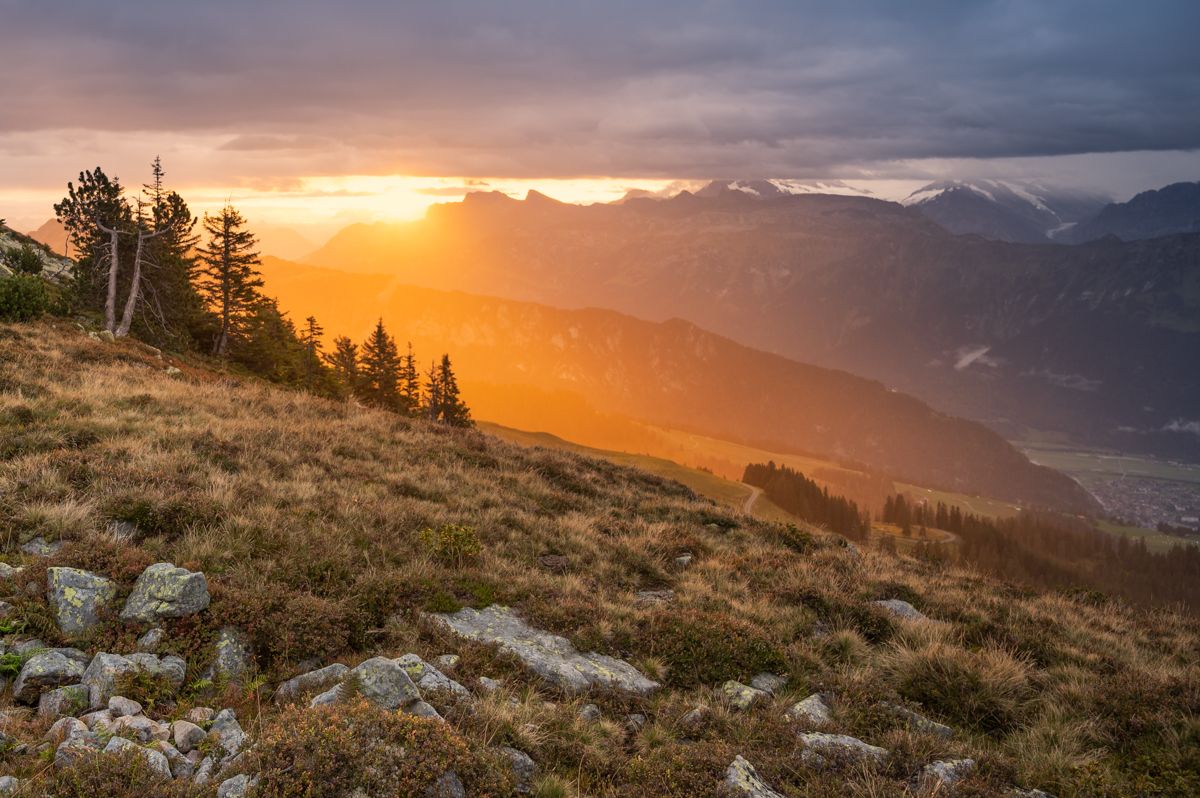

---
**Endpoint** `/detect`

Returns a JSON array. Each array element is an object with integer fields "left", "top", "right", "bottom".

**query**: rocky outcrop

[
  {"left": 918, "top": 759, "right": 976, "bottom": 791},
  {"left": 310, "top": 656, "right": 424, "bottom": 713},
  {"left": 46, "top": 567, "right": 116, "bottom": 636},
  {"left": 724, "top": 755, "right": 784, "bottom": 798},
  {"left": 785, "top": 693, "right": 833, "bottom": 727},
  {"left": 722, "top": 680, "right": 770, "bottom": 711},
  {"left": 799, "top": 732, "right": 889, "bottom": 770},
  {"left": 120, "top": 562, "right": 210, "bottom": 623},
  {"left": 396, "top": 654, "right": 469, "bottom": 697},
  {"left": 430, "top": 605, "right": 659, "bottom": 696}
]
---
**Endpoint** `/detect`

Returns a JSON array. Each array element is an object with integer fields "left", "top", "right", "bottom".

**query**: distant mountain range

[
  {"left": 1063, "top": 182, "right": 1200, "bottom": 243},
  {"left": 258, "top": 256, "right": 1098, "bottom": 513},
  {"left": 305, "top": 188, "right": 1200, "bottom": 463}
]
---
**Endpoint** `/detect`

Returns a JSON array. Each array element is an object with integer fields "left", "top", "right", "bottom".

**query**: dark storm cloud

[{"left": 1, "top": 0, "right": 1198, "bottom": 177}]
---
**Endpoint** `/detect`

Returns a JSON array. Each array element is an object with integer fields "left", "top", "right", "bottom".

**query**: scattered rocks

[
  {"left": 120, "top": 562, "right": 211, "bottom": 623},
  {"left": 13, "top": 651, "right": 86, "bottom": 704},
  {"left": 275, "top": 663, "right": 349, "bottom": 704},
  {"left": 46, "top": 567, "right": 116, "bottom": 636},
  {"left": 310, "top": 657, "right": 423, "bottom": 713},
  {"left": 172, "top": 720, "right": 207, "bottom": 754},
  {"left": 724, "top": 755, "right": 784, "bottom": 798},
  {"left": 108, "top": 695, "right": 143, "bottom": 718},
  {"left": 579, "top": 703, "right": 602, "bottom": 722},
  {"left": 750, "top": 673, "right": 787, "bottom": 695},
  {"left": 431, "top": 605, "right": 659, "bottom": 696},
  {"left": 722, "top": 680, "right": 770, "bottom": 711},
  {"left": 873, "top": 599, "right": 929, "bottom": 622},
  {"left": 918, "top": 759, "right": 976, "bottom": 792},
  {"left": 105, "top": 735, "right": 173, "bottom": 779},
  {"left": 37, "top": 684, "right": 89, "bottom": 718},
  {"left": 799, "top": 732, "right": 889, "bottom": 770},
  {"left": 785, "top": 693, "right": 833, "bottom": 727}
]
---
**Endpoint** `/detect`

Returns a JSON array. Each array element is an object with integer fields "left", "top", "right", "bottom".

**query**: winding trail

[{"left": 742, "top": 485, "right": 763, "bottom": 514}]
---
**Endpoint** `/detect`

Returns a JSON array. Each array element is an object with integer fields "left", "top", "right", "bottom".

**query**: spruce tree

[
  {"left": 299, "top": 315, "right": 325, "bottom": 389},
  {"left": 196, "top": 205, "right": 263, "bottom": 356},
  {"left": 434, "top": 353, "right": 472, "bottom": 427},
  {"left": 360, "top": 319, "right": 402, "bottom": 410},
  {"left": 324, "top": 336, "right": 360, "bottom": 397},
  {"left": 423, "top": 359, "right": 443, "bottom": 421},
  {"left": 399, "top": 341, "right": 421, "bottom": 415}
]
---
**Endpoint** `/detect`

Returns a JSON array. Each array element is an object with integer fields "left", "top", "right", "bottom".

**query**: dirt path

[{"left": 742, "top": 485, "right": 763, "bottom": 514}]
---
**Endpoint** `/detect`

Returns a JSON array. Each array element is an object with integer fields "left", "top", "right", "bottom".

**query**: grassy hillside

[{"left": 1, "top": 321, "right": 1198, "bottom": 796}]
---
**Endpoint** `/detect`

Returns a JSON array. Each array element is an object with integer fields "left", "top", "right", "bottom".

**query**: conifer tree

[
  {"left": 423, "top": 359, "right": 443, "bottom": 421},
  {"left": 196, "top": 204, "right": 263, "bottom": 356},
  {"left": 360, "top": 319, "right": 402, "bottom": 409},
  {"left": 399, "top": 341, "right": 421, "bottom": 415},
  {"left": 324, "top": 336, "right": 360, "bottom": 397},
  {"left": 299, "top": 315, "right": 325, "bottom": 389},
  {"left": 424, "top": 353, "right": 472, "bottom": 426}
]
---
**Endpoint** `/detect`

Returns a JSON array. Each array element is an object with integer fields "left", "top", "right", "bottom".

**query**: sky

[{"left": 1, "top": 0, "right": 1198, "bottom": 233}]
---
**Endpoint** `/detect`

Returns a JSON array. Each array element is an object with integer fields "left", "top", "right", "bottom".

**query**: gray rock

[
  {"left": 749, "top": 673, "right": 787, "bottom": 695},
  {"left": 106, "top": 520, "right": 139, "bottom": 541},
  {"left": 112, "top": 713, "right": 166, "bottom": 743},
  {"left": 579, "top": 703, "right": 602, "bottom": 722},
  {"left": 674, "top": 552, "right": 694, "bottom": 568},
  {"left": 408, "top": 700, "right": 444, "bottom": 720},
  {"left": 120, "top": 562, "right": 210, "bottom": 623},
  {"left": 724, "top": 755, "right": 784, "bottom": 798},
  {"left": 0, "top": 562, "right": 24, "bottom": 580},
  {"left": 722, "top": 680, "right": 770, "bottom": 711},
  {"left": 186, "top": 707, "right": 215, "bottom": 724},
  {"left": 678, "top": 706, "right": 711, "bottom": 735},
  {"left": 434, "top": 654, "right": 460, "bottom": 672},
  {"left": 799, "top": 732, "right": 889, "bottom": 770},
  {"left": 136, "top": 627, "right": 166, "bottom": 652},
  {"left": 14, "top": 651, "right": 86, "bottom": 703},
  {"left": 172, "top": 720, "right": 207, "bottom": 753},
  {"left": 207, "top": 627, "right": 253, "bottom": 682},
  {"left": 625, "top": 712, "right": 647, "bottom": 731},
  {"left": 46, "top": 717, "right": 89, "bottom": 745},
  {"left": 37, "top": 684, "right": 89, "bottom": 718},
  {"left": 210, "top": 709, "right": 247, "bottom": 757},
  {"left": 0, "top": 600, "right": 14, "bottom": 619},
  {"left": 217, "top": 774, "right": 252, "bottom": 798},
  {"left": 46, "top": 567, "right": 116, "bottom": 636},
  {"left": 431, "top": 605, "right": 659, "bottom": 696},
  {"left": 127, "top": 652, "right": 187, "bottom": 691},
  {"left": 12, "top": 638, "right": 46, "bottom": 656},
  {"left": 478, "top": 676, "right": 502, "bottom": 692},
  {"left": 309, "top": 683, "right": 344, "bottom": 707},
  {"left": 104, "top": 736, "right": 172, "bottom": 780},
  {"left": 426, "top": 770, "right": 465, "bottom": 798},
  {"left": 193, "top": 755, "right": 216, "bottom": 784},
  {"left": 108, "top": 695, "right": 143, "bottom": 718},
  {"left": 275, "top": 662, "right": 349, "bottom": 703},
  {"left": 81, "top": 652, "right": 136, "bottom": 708},
  {"left": 20, "top": 537, "right": 63, "bottom": 557},
  {"left": 919, "top": 759, "right": 976, "bottom": 792},
  {"left": 396, "top": 653, "right": 469, "bottom": 697},
  {"left": 346, "top": 656, "right": 422, "bottom": 711},
  {"left": 1009, "top": 790, "right": 1054, "bottom": 798},
  {"left": 0, "top": 776, "right": 19, "bottom": 793},
  {"left": 498, "top": 746, "right": 537, "bottom": 794},
  {"left": 785, "top": 693, "right": 833, "bottom": 727},
  {"left": 889, "top": 704, "right": 954, "bottom": 738},
  {"left": 54, "top": 736, "right": 100, "bottom": 769},
  {"left": 873, "top": 599, "right": 929, "bottom": 622},
  {"left": 154, "top": 740, "right": 194, "bottom": 779},
  {"left": 79, "top": 709, "right": 114, "bottom": 733}
]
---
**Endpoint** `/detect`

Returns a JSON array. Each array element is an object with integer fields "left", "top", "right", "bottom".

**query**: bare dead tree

[{"left": 94, "top": 204, "right": 173, "bottom": 338}]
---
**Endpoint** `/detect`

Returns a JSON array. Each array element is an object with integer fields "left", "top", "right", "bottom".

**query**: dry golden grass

[{"left": 1, "top": 320, "right": 1198, "bottom": 796}]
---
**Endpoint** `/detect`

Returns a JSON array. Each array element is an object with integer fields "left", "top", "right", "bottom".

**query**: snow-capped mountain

[
  {"left": 696, "top": 178, "right": 878, "bottom": 199},
  {"left": 902, "top": 179, "right": 1109, "bottom": 243}
]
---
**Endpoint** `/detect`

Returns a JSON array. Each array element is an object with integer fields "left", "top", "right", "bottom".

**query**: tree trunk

[
  {"left": 115, "top": 232, "right": 146, "bottom": 338},
  {"left": 103, "top": 227, "right": 120, "bottom": 333}
]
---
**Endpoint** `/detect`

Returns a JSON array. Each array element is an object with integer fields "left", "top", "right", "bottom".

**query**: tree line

[
  {"left": 881, "top": 494, "right": 1200, "bottom": 611},
  {"left": 742, "top": 461, "right": 871, "bottom": 541},
  {"left": 43, "top": 159, "right": 470, "bottom": 424}
]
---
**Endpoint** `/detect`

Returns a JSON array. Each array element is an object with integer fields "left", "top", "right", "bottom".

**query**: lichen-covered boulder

[
  {"left": 46, "top": 567, "right": 116, "bottom": 636},
  {"left": 396, "top": 653, "right": 469, "bottom": 697},
  {"left": 498, "top": 746, "right": 537, "bottom": 794},
  {"left": 750, "top": 673, "right": 786, "bottom": 694},
  {"left": 799, "top": 732, "right": 889, "bottom": 770},
  {"left": 274, "top": 663, "right": 349, "bottom": 704},
  {"left": 430, "top": 605, "right": 659, "bottom": 696},
  {"left": 351, "top": 656, "right": 422, "bottom": 710},
  {"left": 209, "top": 708, "right": 247, "bottom": 757},
  {"left": 127, "top": 652, "right": 187, "bottom": 691},
  {"left": 785, "top": 693, "right": 833, "bottom": 727},
  {"left": 37, "top": 684, "right": 89, "bottom": 718},
  {"left": 873, "top": 599, "right": 929, "bottom": 622},
  {"left": 104, "top": 736, "right": 173, "bottom": 780},
  {"left": 81, "top": 652, "right": 137, "bottom": 709},
  {"left": 54, "top": 736, "right": 101, "bottom": 769},
  {"left": 21, "top": 537, "right": 63, "bottom": 557},
  {"left": 919, "top": 759, "right": 976, "bottom": 792},
  {"left": 722, "top": 680, "right": 770, "bottom": 711},
  {"left": 207, "top": 627, "right": 253, "bottom": 682},
  {"left": 120, "top": 563, "right": 210, "bottom": 623},
  {"left": 724, "top": 755, "right": 784, "bottom": 798},
  {"left": 13, "top": 651, "right": 86, "bottom": 704},
  {"left": 217, "top": 774, "right": 253, "bottom": 798}
]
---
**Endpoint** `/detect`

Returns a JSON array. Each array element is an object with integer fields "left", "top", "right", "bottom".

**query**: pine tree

[
  {"left": 196, "top": 205, "right": 263, "bottom": 356},
  {"left": 423, "top": 359, "right": 443, "bottom": 421},
  {"left": 360, "top": 319, "right": 402, "bottom": 409},
  {"left": 398, "top": 341, "right": 421, "bottom": 415},
  {"left": 434, "top": 353, "right": 472, "bottom": 427},
  {"left": 324, "top": 336, "right": 360, "bottom": 397},
  {"left": 299, "top": 315, "right": 325, "bottom": 389}
]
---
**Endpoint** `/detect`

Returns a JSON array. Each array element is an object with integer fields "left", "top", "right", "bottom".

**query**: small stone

[
  {"left": 13, "top": 651, "right": 86, "bottom": 704},
  {"left": 105, "top": 736, "right": 172, "bottom": 780},
  {"left": 108, "top": 695, "right": 143, "bottom": 718},
  {"left": 98, "top": 330, "right": 116, "bottom": 343},
  {"left": 20, "top": 537, "right": 63, "bottom": 557},
  {"left": 750, "top": 673, "right": 786, "bottom": 695},
  {"left": 37, "top": 684, "right": 89, "bottom": 718},
  {"left": 80, "top": 709, "right": 115, "bottom": 733},
  {"left": 724, "top": 755, "right": 784, "bottom": 798},
  {"left": 434, "top": 654, "right": 460, "bottom": 672},
  {"left": 106, "top": 520, "right": 139, "bottom": 541},
  {"left": 889, "top": 704, "right": 954, "bottom": 738},
  {"left": 112, "top": 713, "right": 162, "bottom": 743},
  {"left": 919, "top": 759, "right": 976, "bottom": 792},
  {"left": 186, "top": 706, "right": 215, "bottom": 724},
  {"left": 172, "top": 720, "right": 207, "bottom": 753},
  {"left": 45, "top": 717, "right": 88, "bottom": 746},
  {"left": 154, "top": 740, "right": 194, "bottom": 779},
  {"left": 722, "top": 680, "right": 770, "bottom": 711},
  {"left": 348, "top": 656, "right": 422, "bottom": 711},
  {"left": 209, "top": 708, "right": 247, "bottom": 757},
  {"left": 498, "top": 746, "right": 537, "bottom": 794},
  {"left": 136, "top": 627, "right": 166, "bottom": 653},
  {"left": 407, "top": 699, "right": 443, "bottom": 720},
  {"left": 478, "top": 676, "right": 502, "bottom": 692},
  {"left": 674, "top": 552, "right": 694, "bottom": 568},
  {"left": 785, "top": 693, "right": 833, "bottom": 727},
  {"left": 193, "top": 756, "right": 216, "bottom": 784},
  {"left": 678, "top": 705, "right": 711, "bottom": 735},
  {"left": 80, "top": 652, "right": 136, "bottom": 709},
  {"left": 46, "top": 567, "right": 116, "bottom": 636},
  {"left": 120, "top": 562, "right": 210, "bottom": 623},
  {"left": 54, "top": 736, "right": 100, "bottom": 769},
  {"left": 0, "top": 776, "right": 19, "bottom": 793},
  {"left": 426, "top": 770, "right": 465, "bottom": 798},
  {"left": 873, "top": 599, "right": 929, "bottom": 622},
  {"left": 0, "top": 562, "right": 24, "bottom": 580},
  {"left": 207, "top": 627, "right": 253, "bottom": 683},
  {"left": 274, "top": 663, "right": 349, "bottom": 703},
  {"left": 396, "top": 654, "right": 469, "bottom": 697},
  {"left": 579, "top": 703, "right": 602, "bottom": 722},
  {"left": 799, "top": 732, "right": 889, "bottom": 770},
  {"left": 625, "top": 712, "right": 647, "bottom": 731},
  {"left": 217, "top": 774, "right": 252, "bottom": 798}
]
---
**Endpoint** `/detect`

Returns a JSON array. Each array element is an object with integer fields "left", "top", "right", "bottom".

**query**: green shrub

[
  {"left": 0, "top": 274, "right": 48, "bottom": 321},
  {"left": 637, "top": 607, "right": 787, "bottom": 688},
  {"left": 419, "top": 523, "right": 482, "bottom": 566},
  {"left": 3, "top": 243, "right": 44, "bottom": 275}
]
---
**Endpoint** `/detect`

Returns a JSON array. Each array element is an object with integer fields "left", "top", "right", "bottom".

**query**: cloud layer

[{"left": 3, "top": 0, "right": 1198, "bottom": 180}]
